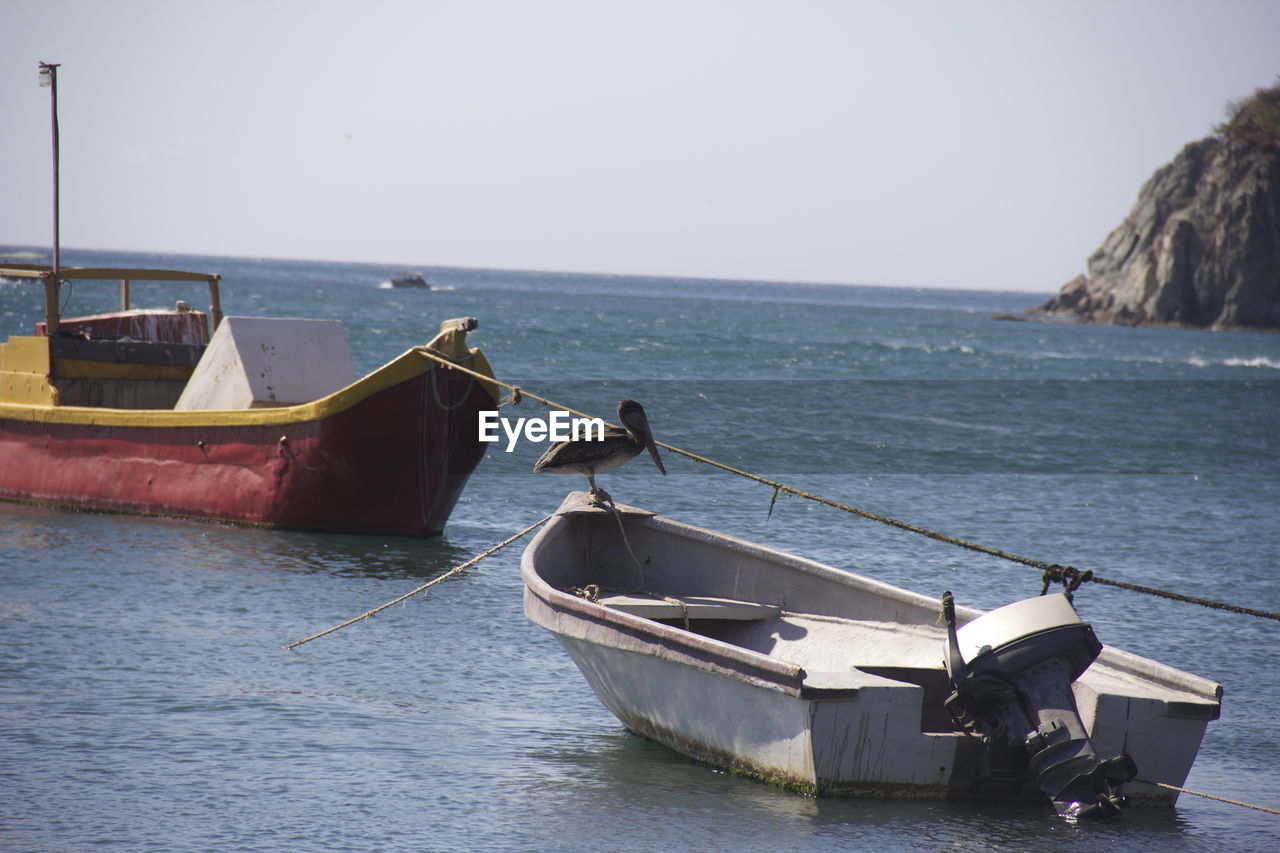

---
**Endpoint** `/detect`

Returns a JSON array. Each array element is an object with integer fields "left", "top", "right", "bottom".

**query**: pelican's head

[{"left": 618, "top": 400, "right": 666, "bottom": 475}]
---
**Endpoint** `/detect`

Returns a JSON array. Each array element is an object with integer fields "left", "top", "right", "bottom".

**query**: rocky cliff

[{"left": 1035, "top": 89, "right": 1280, "bottom": 330}]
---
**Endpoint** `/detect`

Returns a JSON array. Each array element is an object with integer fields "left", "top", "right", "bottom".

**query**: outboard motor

[{"left": 941, "top": 591, "right": 1137, "bottom": 819}]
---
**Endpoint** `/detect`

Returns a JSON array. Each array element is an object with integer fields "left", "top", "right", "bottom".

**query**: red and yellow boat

[{"left": 0, "top": 264, "right": 498, "bottom": 536}]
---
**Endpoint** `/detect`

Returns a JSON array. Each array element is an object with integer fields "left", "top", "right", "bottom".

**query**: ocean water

[{"left": 2, "top": 248, "right": 1279, "bottom": 852}]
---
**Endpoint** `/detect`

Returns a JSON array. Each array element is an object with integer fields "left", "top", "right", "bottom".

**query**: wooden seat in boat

[{"left": 597, "top": 592, "right": 780, "bottom": 621}]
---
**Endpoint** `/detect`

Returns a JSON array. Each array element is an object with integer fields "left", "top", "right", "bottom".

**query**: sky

[{"left": 3, "top": 0, "right": 1278, "bottom": 293}]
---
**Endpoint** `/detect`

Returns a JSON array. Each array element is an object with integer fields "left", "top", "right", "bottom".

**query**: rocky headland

[{"left": 1034, "top": 84, "right": 1280, "bottom": 331}]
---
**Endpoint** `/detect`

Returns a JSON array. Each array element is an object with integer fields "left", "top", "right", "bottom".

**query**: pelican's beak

[
  {"left": 645, "top": 432, "right": 667, "bottom": 475},
  {"left": 621, "top": 401, "right": 666, "bottom": 475}
]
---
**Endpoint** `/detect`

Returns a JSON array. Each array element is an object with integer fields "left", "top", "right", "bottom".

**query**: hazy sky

[{"left": 3, "top": 1, "right": 1277, "bottom": 292}]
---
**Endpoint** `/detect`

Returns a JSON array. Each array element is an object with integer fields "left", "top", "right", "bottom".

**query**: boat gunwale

[
  {"left": 523, "top": 496, "right": 1223, "bottom": 709},
  {"left": 0, "top": 344, "right": 495, "bottom": 428}
]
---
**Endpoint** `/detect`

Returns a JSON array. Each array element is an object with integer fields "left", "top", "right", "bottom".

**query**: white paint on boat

[
  {"left": 522, "top": 492, "right": 1222, "bottom": 805},
  {"left": 175, "top": 317, "right": 356, "bottom": 409}
]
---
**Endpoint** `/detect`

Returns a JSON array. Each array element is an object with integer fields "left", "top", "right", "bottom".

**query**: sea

[{"left": 2, "top": 248, "right": 1278, "bottom": 852}]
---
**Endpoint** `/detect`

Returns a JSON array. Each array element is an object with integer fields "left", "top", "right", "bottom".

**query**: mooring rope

[
  {"left": 1137, "top": 779, "right": 1280, "bottom": 816},
  {"left": 415, "top": 348, "right": 1280, "bottom": 623},
  {"left": 282, "top": 514, "right": 552, "bottom": 650}
]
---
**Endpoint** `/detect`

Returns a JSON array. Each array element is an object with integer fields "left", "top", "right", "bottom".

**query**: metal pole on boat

[{"left": 38, "top": 62, "right": 61, "bottom": 278}]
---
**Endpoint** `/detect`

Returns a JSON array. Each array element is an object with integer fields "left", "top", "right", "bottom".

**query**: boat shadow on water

[
  {"left": 0, "top": 501, "right": 475, "bottom": 581},
  {"left": 244, "top": 529, "right": 480, "bottom": 580}
]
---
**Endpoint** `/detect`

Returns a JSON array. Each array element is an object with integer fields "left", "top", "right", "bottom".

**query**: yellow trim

[
  {"left": 469, "top": 348, "right": 500, "bottom": 403},
  {"left": 0, "top": 336, "right": 58, "bottom": 405},
  {"left": 53, "top": 358, "right": 194, "bottom": 381},
  {"left": 0, "top": 336, "right": 51, "bottom": 373},
  {"left": 0, "top": 345, "right": 495, "bottom": 428},
  {"left": 0, "top": 373, "right": 59, "bottom": 406}
]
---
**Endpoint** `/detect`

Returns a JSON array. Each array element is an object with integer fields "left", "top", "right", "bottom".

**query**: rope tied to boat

[
  {"left": 1136, "top": 779, "right": 1280, "bottom": 816},
  {"left": 282, "top": 513, "right": 553, "bottom": 650},
  {"left": 1040, "top": 565, "right": 1094, "bottom": 601},
  {"left": 567, "top": 583, "right": 601, "bottom": 602},
  {"left": 412, "top": 348, "right": 1280, "bottom": 624},
  {"left": 428, "top": 363, "right": 475, "bottom": 412}
]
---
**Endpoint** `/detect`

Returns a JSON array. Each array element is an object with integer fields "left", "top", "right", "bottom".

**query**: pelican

[{"left": 534, "top": 400, "right": 666, "bottom": 500}]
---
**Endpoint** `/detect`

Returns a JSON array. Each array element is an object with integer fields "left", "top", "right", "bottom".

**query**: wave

[
  {"left": 862, "top": 340, "right": 978, "bottom": 356},
  {"left": 1019, "top": 350, "right": 1280, "bottom": 371},
  {"left": 1221, "top": 356, "right": 1280, "bottom": 370},
  {"left": 880, "top": 412, "right": 1015, "bottom": 435}
]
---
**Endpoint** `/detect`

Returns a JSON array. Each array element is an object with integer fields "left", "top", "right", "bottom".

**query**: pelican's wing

[{"left": 533, "top": 426, "right": 632, "bottom": 474}]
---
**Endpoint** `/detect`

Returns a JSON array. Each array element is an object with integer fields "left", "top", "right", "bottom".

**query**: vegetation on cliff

[{"left": 1218, "top": 82, "right": 1280, "bottom": 152}]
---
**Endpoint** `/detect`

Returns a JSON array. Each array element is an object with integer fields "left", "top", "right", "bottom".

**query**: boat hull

[
  {"left": 0, "top": 349, "right": 495, "bottom": 536},
  {"left": 550, "top": 632, "right": 966, "bottom": 798},
  {"left": 522, "top": 494, "right": 1221, "bottom": 805}
]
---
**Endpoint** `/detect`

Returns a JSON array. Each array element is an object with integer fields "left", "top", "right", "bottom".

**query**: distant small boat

[
  {"left": 387, "top": 271, "right": 431, "bottom": 289},
  {"left": 522, "top": 492, "right": 1222, "bottom": 815},
  {"left": 0, "top": 264, "right": 498, "bottom": 536}
]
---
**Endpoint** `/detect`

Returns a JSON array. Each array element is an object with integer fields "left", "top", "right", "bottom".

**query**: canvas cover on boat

[{"left": 174, "top": 317, "right": 356, "bottom": 409}]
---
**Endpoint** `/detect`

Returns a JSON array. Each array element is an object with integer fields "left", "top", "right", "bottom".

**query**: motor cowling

[{"left": 942, "top": 592, "right": 1137, "bottom": 819}]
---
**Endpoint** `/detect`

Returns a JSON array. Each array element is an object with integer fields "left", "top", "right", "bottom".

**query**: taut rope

[
  {"left": 415, "top": 347, "right": 1280, "bottom": 624},
  {"left": 283, "top": 514, "right": 552, "bottom": 650},
  {"left": 1137, "top": 779, "right": 1280, "bottom": 816}
]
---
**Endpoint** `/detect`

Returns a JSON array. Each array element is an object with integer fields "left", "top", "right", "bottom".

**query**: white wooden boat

[{"left": 521, "top": 492, "right": 1222, "bottom": 816}]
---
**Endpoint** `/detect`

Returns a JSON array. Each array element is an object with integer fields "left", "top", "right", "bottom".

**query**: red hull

[{"left": 0, "top": 364, "right": 491, "bottom": 536}]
